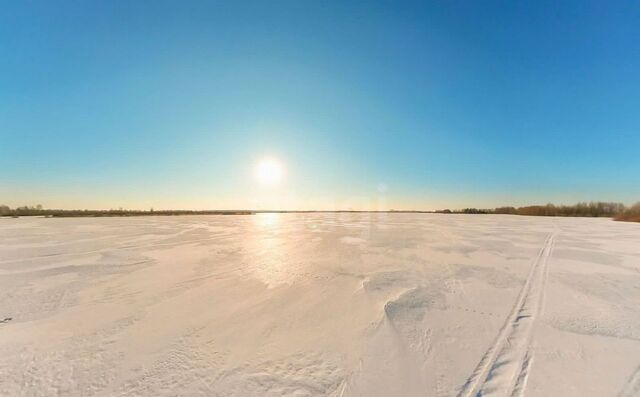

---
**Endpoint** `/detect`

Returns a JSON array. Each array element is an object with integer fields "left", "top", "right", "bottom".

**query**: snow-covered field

[{"left": 1, "top": 214, "right": 639, "bottom": 396}]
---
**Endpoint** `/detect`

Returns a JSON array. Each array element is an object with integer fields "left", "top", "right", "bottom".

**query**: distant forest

[
  {"left": 436, "top": 201, "right": 640, "bottom": 222},
  {"left": 0, "top": 205, "right": 253, "bottom": 217},
  {"left": 1, "top": 202, "right": 639, "bottom": 222}
]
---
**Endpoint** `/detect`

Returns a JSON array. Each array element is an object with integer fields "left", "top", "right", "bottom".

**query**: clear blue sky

[{"left": 1, "top": 1, "right": 639, "bottom": 210}]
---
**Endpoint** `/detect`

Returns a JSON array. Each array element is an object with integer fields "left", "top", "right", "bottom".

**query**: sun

[{"left": 254, "top": 157, "right": 285, "bottom": 186}]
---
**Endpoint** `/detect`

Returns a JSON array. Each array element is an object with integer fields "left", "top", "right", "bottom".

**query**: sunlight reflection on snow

[{"left": 248, "top": 212, "right": 292, "bottom": 287}]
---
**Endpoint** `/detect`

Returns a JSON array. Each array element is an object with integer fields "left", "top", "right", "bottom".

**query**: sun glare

[{"left": 255, "top": 158, "right": 285, "bottom": 186}]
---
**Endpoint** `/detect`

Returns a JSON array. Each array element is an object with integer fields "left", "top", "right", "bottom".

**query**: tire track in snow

[
  {"left": 458, "top": 234, "right": 555, "bottom": 397},
  {"left": 619, "top": 365, "right": 640, "bottom": 397}
]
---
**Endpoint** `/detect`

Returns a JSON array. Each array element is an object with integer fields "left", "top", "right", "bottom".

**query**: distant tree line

[
  {"left": 0, "top": 205, "right": 254, "bottom": 217},
  {"left": 615, "top": 202, "right": 640, "bottom": 222},
  {"left": 2, "top": 202, "right": 639, "bottom": 222},
  {"left": 435, "top": 208, "right": 493, "bottom": 214},
  {"left": 436, "top": 201, "right": 640, "bottom": 222}
]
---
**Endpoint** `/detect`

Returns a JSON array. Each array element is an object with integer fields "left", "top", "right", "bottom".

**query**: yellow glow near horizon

[{"left": 254, "top": 157, "right": 285, "bottom": 186}]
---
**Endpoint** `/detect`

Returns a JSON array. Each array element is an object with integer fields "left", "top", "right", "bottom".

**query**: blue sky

[{"left": 1, "top": 1, "right": 639, "bottom": 210}]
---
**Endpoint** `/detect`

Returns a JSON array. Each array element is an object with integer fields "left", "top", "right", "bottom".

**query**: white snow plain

[{"left": 1, "top": 213, "right": 639, "bottom": 396}]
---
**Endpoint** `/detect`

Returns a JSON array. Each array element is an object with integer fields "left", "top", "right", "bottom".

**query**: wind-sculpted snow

[{"left": 0, "top": 214, "right": 639, "bottom": 396}]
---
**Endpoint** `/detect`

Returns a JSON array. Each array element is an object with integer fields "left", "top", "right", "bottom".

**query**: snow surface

[{"left": 0, "top": 213, "right": 639, "bottom": 396}]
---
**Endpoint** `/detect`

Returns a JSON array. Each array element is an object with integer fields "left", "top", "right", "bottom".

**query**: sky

[{"left": 1, "top": 1, "right": 639, "bottom": 210}]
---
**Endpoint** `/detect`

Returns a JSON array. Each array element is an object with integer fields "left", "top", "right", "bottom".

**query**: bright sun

[{"left": 254, "top": 157, "right": 285, "bottom": 186}]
